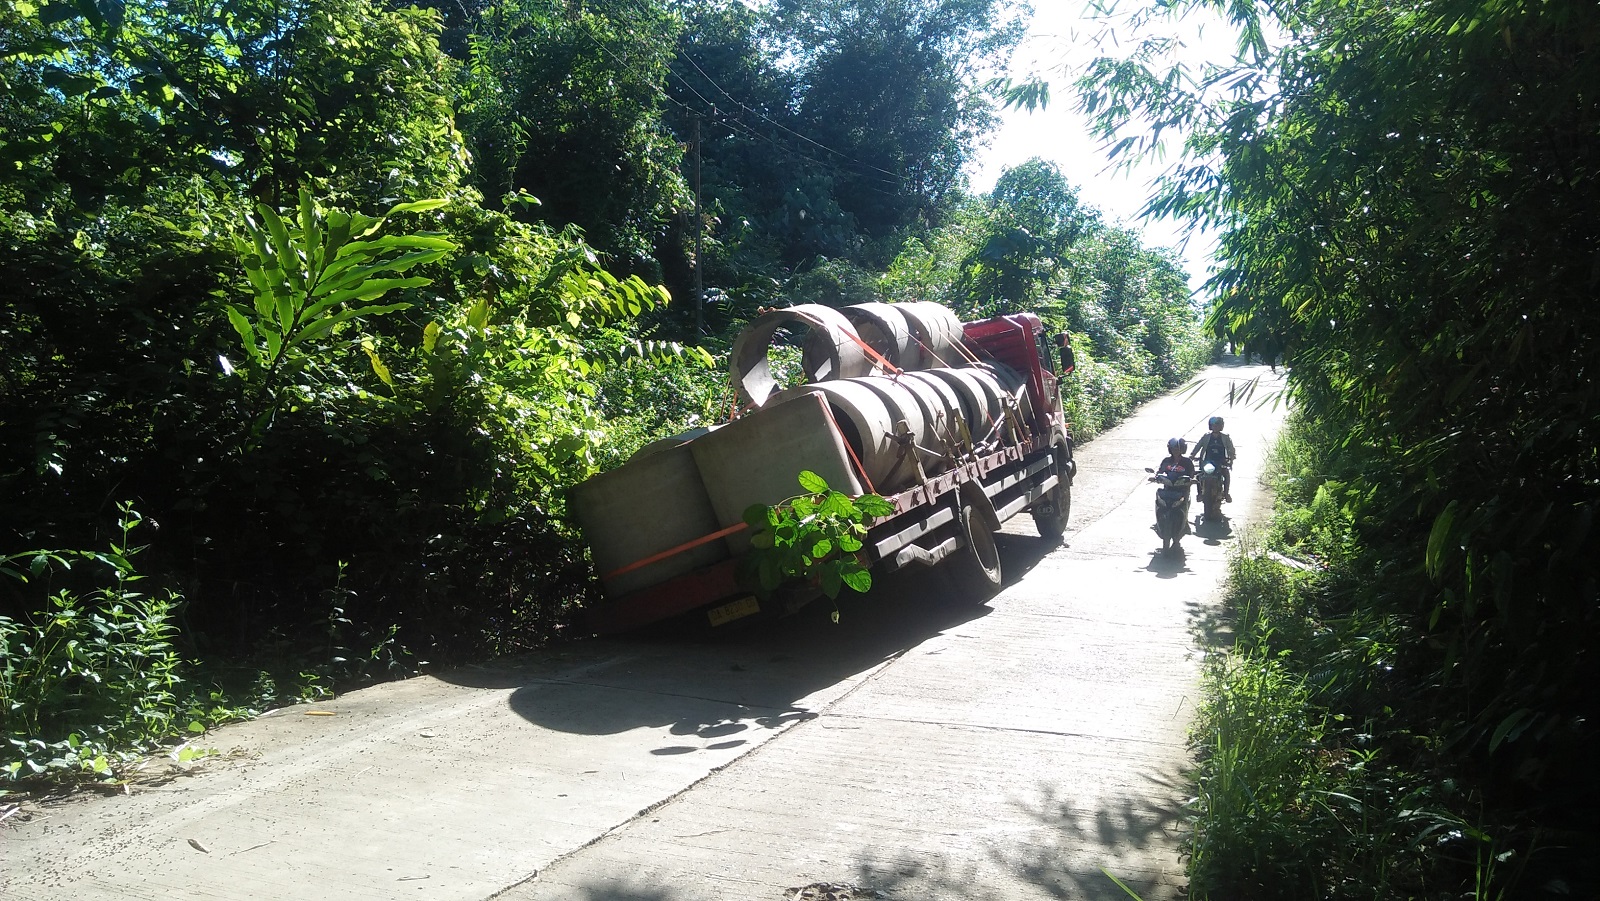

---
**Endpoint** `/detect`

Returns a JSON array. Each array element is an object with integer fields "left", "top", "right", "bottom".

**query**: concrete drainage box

[
  {"left": 690, "top": 391, "right": 864, "bottom": 555},
  {"left": 570, "top": 440, "right": 727, "bottom": 600}
]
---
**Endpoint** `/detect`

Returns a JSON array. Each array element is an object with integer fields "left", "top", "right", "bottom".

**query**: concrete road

[{"left": 1, "top": 362, "right": 1287, "bottom": 901}]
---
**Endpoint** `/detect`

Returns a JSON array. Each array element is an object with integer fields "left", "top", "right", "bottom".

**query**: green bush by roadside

[{"left": 1186, "top": 415, "right": 1518, "bottom": 900}]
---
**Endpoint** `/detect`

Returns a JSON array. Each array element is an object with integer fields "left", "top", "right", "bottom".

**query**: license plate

[{"left": 707, "top": 595, "right": 761, "bottom": 627}]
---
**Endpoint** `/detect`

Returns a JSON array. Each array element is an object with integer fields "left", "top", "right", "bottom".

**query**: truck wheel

[
  {"left": 1032, "top": 479, "right": 1071, "bottom": 542},
  {"left": 949, "top": 500, "right": 1002, "bottom": 601},
  {"left": 1032, "top": 443, "right": 1072, "bottom": 542}
]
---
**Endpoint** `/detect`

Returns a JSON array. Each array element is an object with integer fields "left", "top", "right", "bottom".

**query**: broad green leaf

[
  {"left": 298, "top": 189, "right": 323, "bottom": 274},
  {"left": 223, "top": 305, "right": 260, "bottom": 364},
  {"left": 840, "top": 570, "right": 872, "bottom": 593},
  {"left": 797, "top": 471, "right": 830, "bottom": 493},
  {"left": 1425, "top": 500, "right": 1458, "bottom": 580},
  {"left": 758, "top": 555, "right": 782, "bottom": 591},
  {"left": 255, "top": 204, "right": 305, "bottom": 295},
  {"left": 312, "top": 277, "right": 430, "bottom": 311},
  {"left": 820, "top": 566, "right": 842, "bottom": 598},
  {"left": 311, "top": 249, "right": 450, "bottom": 298},
  {"left": 855, "top": 495, "right": 896, "bottom": 517},
  {"left": 289, "top": 302, "right": 412, "bottom": 346}
]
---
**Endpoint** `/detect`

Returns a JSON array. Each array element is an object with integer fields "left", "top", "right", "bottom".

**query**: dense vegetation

[
  {"left": 1, "top": 0, "right": 1208, "bottom": 782},
  {"left": 1029, "top": 0, "right": 1599, "bottom": 896}
]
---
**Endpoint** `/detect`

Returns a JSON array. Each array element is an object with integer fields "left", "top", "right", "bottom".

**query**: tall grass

[{"left": 1185, "top": 416, "right": 1508, "bottom": 900}]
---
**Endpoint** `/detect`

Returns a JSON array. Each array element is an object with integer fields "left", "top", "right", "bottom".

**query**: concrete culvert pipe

[
  {"left": 840, "top": 302, "right": 916, "bottom": 371},
  {"left": 895, "top": 301, "right": 967, "bottom": 370},
  {"left": 974, "top": 361, "right": 1034, "bottom": 437},
  {"left": 886, "top": 374, "right": 954, "bottom": 461},
  {"left": 844, "top": 377, "right": 933, "bottom": 479},
  {"left": 730, "top": 304, "right": 874, "bottom": 408},
  {"left": 896, "top": 370, "right": 969, "bottom": 452},
  {"left": 629, "top": 426, "right": 716, "bottom": 462},
  {"left": 924, "top": 368, "right": 1003, "bottom": 442},
  {"left": 771, "top": 380, "right": 917, "bottom": 493}
]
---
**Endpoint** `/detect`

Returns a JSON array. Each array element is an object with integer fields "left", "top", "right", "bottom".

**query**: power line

[{"left": 595, "top": 0, "right": 911, "bottom": 189}]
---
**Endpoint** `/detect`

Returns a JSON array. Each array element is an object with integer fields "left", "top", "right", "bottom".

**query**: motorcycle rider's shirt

[
  {"left": 1156, "top": 456, "right": 1195, "bottom": 481},
  {"left": 1193, "top": 432, "right": 1235, "bottom": 466}
]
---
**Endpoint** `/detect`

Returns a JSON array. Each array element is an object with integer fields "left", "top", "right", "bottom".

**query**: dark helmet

[
  {"left": 1209, "top": 416, "right": 1225, "bottom": 429},
  {"left": 1167, "top": 437, "right": 1187, "bottom": 454}
]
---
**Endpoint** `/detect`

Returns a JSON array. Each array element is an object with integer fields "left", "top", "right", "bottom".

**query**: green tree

[
  {"left": 764, "top": 0, "right": 1028, "bottom": 254},
  {"left": 952, "top": 158, "right": 1095, "bottom": 318},
  {"left": 458, "top": 0, "right": 690, "bottom": 267},
  {"left": 1056, "top": 0, "right": 1600, "bottom": 892}
]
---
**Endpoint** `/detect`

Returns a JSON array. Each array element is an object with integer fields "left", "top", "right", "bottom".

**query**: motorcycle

[
  {"left": 1144, "top": 468, "right": 1194, "bottom": 555},
  {"left": 1195, "top": 461, "right": 1227, "bottom": 523}
]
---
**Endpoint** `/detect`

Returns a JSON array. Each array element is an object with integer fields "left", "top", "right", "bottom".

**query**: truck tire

[
  {"left": 949, "top": 499, "right": 1003, "bottom": 602},
  {"left": 1032, "top": 446, "right": 1073, "bottom": 542}
]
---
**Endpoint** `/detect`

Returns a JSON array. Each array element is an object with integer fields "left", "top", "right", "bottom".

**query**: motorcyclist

[
  {"left": 1191, "top": 416, "right": 1236, "bottom": 502},
  {"left": 1151, "top": 438, "right": 1195, "bottom": 552},
  {"left": 1155, "top": 437, "right": 1195, "bottom": 482}
]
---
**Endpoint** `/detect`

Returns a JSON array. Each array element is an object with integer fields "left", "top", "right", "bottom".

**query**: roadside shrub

[
  {"left": 3, "top": 506, "right": 216, "bottom": 781},
  {"left": 1188, "top": 417, "right": 1509, "bottom": 900}
]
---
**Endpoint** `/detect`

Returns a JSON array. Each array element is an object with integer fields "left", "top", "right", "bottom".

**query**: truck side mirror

[{"left": 1053, "top": 333, "right": 1075, "bottom": 374}]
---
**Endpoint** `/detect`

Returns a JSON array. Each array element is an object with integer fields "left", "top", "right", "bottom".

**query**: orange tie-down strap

[
  {"left": 601, "top": 521, "right": 748, "bottom": 583},
  {"left": 788, "top": 307, "right": 905, "bottom": 377}
]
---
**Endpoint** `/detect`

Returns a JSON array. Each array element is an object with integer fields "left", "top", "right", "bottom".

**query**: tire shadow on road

[{"left": 1144, "top": 550, "right": 1192, "bottom": 579}]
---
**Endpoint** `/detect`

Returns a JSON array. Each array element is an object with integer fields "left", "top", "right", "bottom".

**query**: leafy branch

[
  {"left": 739, "top": 471, "right": 895, "bottom": 613},
  {"left": 222, "top": 188, "right": 457, "bottom": 434}
]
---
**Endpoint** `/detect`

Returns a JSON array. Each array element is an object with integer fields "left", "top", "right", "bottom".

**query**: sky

[{"left": 967, "top": 0, "right": 1244, "bottom": 290}]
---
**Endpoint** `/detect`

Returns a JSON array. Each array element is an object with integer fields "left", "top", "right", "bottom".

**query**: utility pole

[{"left": 692, "top": 113, "right": 704, "bottom": 342}]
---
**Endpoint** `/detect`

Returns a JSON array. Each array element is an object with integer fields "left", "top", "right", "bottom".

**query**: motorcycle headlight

[{"left": 1203, "top": 463, "right": 1216, "bottom": 474}]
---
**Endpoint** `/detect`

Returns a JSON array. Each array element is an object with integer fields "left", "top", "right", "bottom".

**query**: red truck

[{"left": 571, "top": 308, "right": 1076, "bottom": 634}]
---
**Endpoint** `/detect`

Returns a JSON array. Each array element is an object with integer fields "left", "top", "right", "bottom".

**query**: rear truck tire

[
  {"left": 949, "top": 498, "right": 1002, "bottom": 602},
  {"left": 1031, "top": 444, "right": 1073, "bottom": 542}
]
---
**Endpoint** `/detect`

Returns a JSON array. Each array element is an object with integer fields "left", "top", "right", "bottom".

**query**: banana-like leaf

[
  {"left": 223, "top": 305, "right": 260, "bottom": 364},
  {"left": 298, "top": 189, "right": 323, "bottom": 275},
  {"left": 314, "top": 276, "right": 431, "bottom": 311},
  {"left": 290, "top": 302, "right": 412, "bottom": 346},
  {"left": 331, "top": 234, "right": 456, "bottom": 261},
  {"left": 255, "top": 204, "right": 305, "bottom": 295},
  {"left": 311, "top": 249, "right": 451, "bottom": 299}
]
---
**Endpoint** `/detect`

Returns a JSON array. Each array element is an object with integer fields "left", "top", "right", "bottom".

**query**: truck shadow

[{"left": 439, "top": 537, "right": 1051, "bottom": 739}]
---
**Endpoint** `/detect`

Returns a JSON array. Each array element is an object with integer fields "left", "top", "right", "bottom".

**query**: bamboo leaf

[{"left": 1425, "top": 500, "right": 1459, "bottom": 580}]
